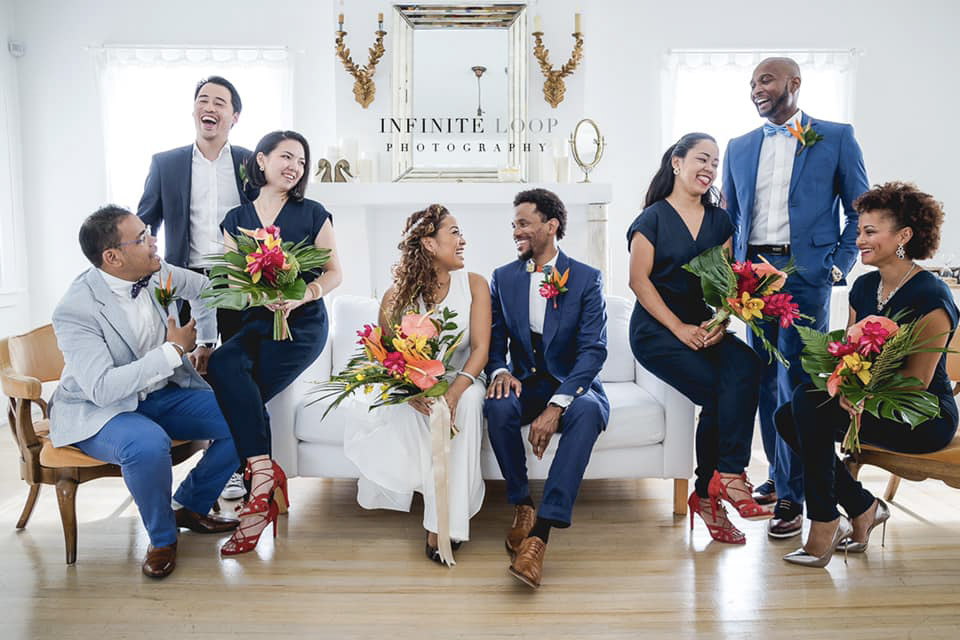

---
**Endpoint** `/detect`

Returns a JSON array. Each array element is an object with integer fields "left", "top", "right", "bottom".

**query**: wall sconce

[
  {"left": 336, "top": 12, "right": 387, "bottom": 108},
  {"left": 531, "top": 13, "right": 583, "bottom": 108},
  {"left": 471, "top": 66, "right": 487, "bottom": 117}
]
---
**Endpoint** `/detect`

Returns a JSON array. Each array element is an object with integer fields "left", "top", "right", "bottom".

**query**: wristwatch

[
  {"left": 830, "top": 266, "right": 844, "bottom": 283},
  {"left": 199, "top": 342, "right": 217, "bottom": 350}
]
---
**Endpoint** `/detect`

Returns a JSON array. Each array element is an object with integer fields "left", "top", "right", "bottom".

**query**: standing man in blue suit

[
  {"left": 722, "top": 57, "right": 869, "bottom": 538},
  {"left": 485, "top": 189, "right": 609, "bottom": 588},
  {"left": 138, "top": 76, "right": 252, "bottom": 501}
]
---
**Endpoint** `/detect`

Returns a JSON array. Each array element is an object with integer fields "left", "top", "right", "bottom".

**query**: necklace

[{"left": 876, "top": 263, "right": 917, "bottom": 310}]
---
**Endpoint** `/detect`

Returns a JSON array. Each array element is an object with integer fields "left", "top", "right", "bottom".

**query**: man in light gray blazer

[{"left": 50, "top": 205, "right": 239, "bottom": 578}]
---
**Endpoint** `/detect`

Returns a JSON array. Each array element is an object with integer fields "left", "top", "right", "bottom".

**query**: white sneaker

[{"left": 220, "top": 472, "right": 246, "bottom": 500}]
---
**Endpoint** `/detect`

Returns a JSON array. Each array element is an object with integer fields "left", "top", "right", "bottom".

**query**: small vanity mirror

[
  {"left": 569, "top": 118, "right": 605, "bottom": 183},
  {"left": 391, "top": 4, "right": 527, "bottom": 182}
]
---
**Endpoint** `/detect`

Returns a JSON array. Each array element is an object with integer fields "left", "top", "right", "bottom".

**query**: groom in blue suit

[
  {"left": 485, "top": 188, "right": 609, "bottom": 588},
  {"left": 722, "top": 57, "right": 869, "bottom": 537}
]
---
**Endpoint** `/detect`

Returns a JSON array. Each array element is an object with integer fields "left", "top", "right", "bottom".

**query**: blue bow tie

[
  {"left": 130, "top": 275, "right": 152, "bottom": 299},
  {"left": 763, "top": 122, "right": 793, "bottom": 137},
  {"left": 526, "top": 260, "right": 553, "bottom": 275}
]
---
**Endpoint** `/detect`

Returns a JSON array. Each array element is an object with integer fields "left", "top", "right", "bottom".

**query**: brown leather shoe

[
  {"left": 752, "top": 480, "right": 778, "bottom": 506},
  {"left": 505, "top": 504, "right": 536, "bottom": 557},
  {"left": 768, "top": 514, "right": 803, "bottom": 538},
  {"left": 175, "top": 507, "right": 239, "bottom": 534},
  {"left": 142, "top": 542, "right": 177, "bottom": 579},
  {"left": 509, "top": 536, "right": 546, "bottom": 589}
]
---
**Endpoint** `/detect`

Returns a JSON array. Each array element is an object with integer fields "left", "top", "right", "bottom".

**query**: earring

[
  {"left": 258, "top": 164, "right": 265, "bottom": 171},
  {"left": 673, "top": 168, "right": 680, "bottom": 175},
  {"left": 896, "top": 243, "right": 906, "bottom": 260}
]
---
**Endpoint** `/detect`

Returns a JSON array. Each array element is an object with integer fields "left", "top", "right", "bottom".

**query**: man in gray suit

[{"left": 50, "top": 205, "right": 239, "bottom": 578}]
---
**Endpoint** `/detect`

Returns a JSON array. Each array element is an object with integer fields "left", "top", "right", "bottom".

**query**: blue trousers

[
  {"left": 484, "top": 374, "right": 603, "bottom": 526},
  {"left": 74, "top": 386, "right": 239, "bottom": 547},
  {"left": 748, "top": 249, "right": 831, "bottom": 509}
]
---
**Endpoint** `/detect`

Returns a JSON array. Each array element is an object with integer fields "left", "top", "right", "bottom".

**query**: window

[
  {"left": 0, "top": 82, "right": 19, "bottom": 293},
  {"left": 662, "top": 49, "right": 860, "bottom": 174},
  {"left": 96, "top": 46, "right": 292, "bottom": 212}
]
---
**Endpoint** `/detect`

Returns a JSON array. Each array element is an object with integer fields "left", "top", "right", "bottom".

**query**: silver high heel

[
  {"left": 783, "top": 517, "right": 853, "bottom": 568},
  {"left": 837, "top": 499, "right": 890, "bottom": 553}
]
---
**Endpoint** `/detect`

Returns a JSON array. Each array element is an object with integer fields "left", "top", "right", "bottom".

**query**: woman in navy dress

[
  {"left": 776, "top": 182, "right": 958, "bottom": 567},
  {"left": 207, "top": 130, "right": 343, "bottom": 555},
  {"left": 627, "top": 132, "right": 768, "bottom": 544}
]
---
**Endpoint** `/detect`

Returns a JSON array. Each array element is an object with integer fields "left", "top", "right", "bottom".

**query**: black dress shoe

[
  {"left": 174, "top": 507, "right": 239, "bottom": 534},
  {"left": 424, "top": 533, "right": 463, "bottom": 564},
  {"left": 752, "top": 479, "right": 778, "bottom": 506},
  {"left": 768, "top": 499, "right": 803, "bottom": 539}
]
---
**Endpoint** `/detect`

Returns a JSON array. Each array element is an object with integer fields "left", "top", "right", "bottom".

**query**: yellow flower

[
  {"left": 364, "top": 385, "right": 373, "bottom": 394},
  {"left": 737, "top": 292, "right": 765, "bottom": 321},
  {"left": 842, "top": 353, "right": 872, "bottom": 385},
  {"left": 355, "top": 373, "right": 365, "bottom": 381}
]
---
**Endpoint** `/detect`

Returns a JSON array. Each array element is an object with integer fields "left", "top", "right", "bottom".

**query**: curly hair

[
  {"left": 854, "top": 181, "right": 945, "bottom": 260},
  {"left": 513, "top": 188, "right": 567, "bottom": 239},
  {"left": 388, "top": 204, "right": 450, "bottom": 320}
]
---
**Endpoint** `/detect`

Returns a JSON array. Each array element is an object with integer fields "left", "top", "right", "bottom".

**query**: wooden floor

[{"left": 3, "top": 435, "right": 960, "bottom": 639}]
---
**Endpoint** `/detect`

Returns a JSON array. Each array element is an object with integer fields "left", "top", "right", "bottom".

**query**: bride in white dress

[{"left": 343, "top": 204, "right": 491, "bottom": 564}]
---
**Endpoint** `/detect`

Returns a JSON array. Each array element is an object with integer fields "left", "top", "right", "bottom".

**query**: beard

[
  {"left": 517, "top": 246, "right": 534, "bottom": 261},
  {"left": 757, "top": 84, "right": 791, "bottom": 119}
]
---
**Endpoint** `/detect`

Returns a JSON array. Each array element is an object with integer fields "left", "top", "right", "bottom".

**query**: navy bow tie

[
  {"left": 130, "top": 275, "right": 152, "bottom": 299},
  {"left": 763, "top": 122, "right": 793, "bottom": 137}
]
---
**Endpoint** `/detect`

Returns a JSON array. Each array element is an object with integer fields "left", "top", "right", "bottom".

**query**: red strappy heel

[
  {"left": 272, "top": 461, "right": 290, "bottom": 515},
  {"left": 688, "top": 491, "right": 746, "bottom": 544},
  {"left": 708, "top": 470, "right": 774, "bottom": 521},
  {"left": 220, "top": 460, "right": 284, "bottom": 556}
]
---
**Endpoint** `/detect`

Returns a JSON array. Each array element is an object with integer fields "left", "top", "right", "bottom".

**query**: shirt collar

[
  {"left": 192, "top": 141, "right": 232, "bottom": 162},
  {"left": 768, "top": 109, "right": 803, "bottom": 129},
  {"left": 527, "top": 249, "right": 559, "bottom": 273},
  {"left": 97, "top": 268, "right": 143, "bottom": 297}
]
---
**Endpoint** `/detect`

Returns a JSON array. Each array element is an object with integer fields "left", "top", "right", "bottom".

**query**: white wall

[{"left": 9, "top": 0, "right": 960, "bottom": 329}]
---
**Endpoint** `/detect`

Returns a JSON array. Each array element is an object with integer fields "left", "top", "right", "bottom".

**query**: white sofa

[{"left": 268, "top": 294, "right": 697, "bottom": 513}]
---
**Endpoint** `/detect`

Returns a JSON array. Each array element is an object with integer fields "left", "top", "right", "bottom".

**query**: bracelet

[
  {"left": 308, "top": 282, "right": 324, "bottom": 301},
  {"left": 456, "top": 370, "right": 477, "bottom": 384},
  {"left": 168, "top": 341, "right": 185, "bottom": 356}
]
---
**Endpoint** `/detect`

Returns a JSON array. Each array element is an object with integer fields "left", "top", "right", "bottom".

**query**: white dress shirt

[
  {"left": 188, "top": 142, "right": 242, "bottom": 268},
  {"left": 491, "top": 250, "right": 573, "bottom": 409},
  {"left": 97, "top": 269, "right": 184, "bottom": 399},
  {"left": 749, "top": 110, "right": 803, "bottom": 245}
]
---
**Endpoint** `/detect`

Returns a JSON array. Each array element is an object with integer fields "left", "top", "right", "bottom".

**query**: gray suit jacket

[{"left": 49, "top": 263, "right": 216, "bottom": 447}]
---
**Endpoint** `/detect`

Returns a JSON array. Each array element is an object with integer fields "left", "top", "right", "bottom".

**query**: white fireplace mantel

[{"left": 305, "top": 182, "right": 614, "bottom": 299}]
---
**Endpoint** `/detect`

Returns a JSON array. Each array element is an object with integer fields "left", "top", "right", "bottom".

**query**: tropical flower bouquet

[
  {"left": 201, "top": 225, "right": 330, "bottom": 340},
  {"left": 311, "top": 307, "right": 466, "bottom": 436},
  {"left": 798, "top": 313, "right": 948, "bottom": 452},
  {"left": 683, "top": 245, "right": 809, "bottom": 365}
]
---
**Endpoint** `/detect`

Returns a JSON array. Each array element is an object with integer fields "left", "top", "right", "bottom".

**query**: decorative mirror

[
  {"left": 391, "top": 4, "right": 527, "bottom": 182},
  {"left": 569, "top": 118, "right": 604, "bottom": 183}
]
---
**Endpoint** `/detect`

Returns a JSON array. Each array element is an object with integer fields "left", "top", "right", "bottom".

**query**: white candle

[
  {"left": 339, "top": 137, "right": 359, "bottom": 171},
  {"left": 534, "top": 15, "right": 542, "bottom": 32},
  {"left": 327, "top": 145, "right": 340, "bottom": 162},
  {"left": 358, "top": 153, "right": 374, "bottom": 183},
  {"left": 575, "top": 13, "right": 582, "bottom": 33}
]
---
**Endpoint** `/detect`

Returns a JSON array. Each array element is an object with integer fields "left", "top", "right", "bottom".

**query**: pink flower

[
  {"left": 400, "top": 312, "right": 439, "bottom": 340},
  {"left": 356, "top": 324, "right": 375, "bottom": 345},
  {"left": 383, "top": 351, "right": 406, "bottom": 375},
  {"left": 846, "top": 315, "right": 899, "bottom": 345},
  {"left": 404, "top": 357, "right": 445, "bottom": 390},
  {"left": 828, "top": 340, "right": 857, "bottom": 357},
  {"left": 856, "top": 321, "right": 895, "bottom": 356},
  {"left": 762, "top": 293, "right": 801, "bottom": 328},
  {"left": 539, "top": 283, "right": 559, "bottom": 299},
  {"left": 752, "top": 259, "right": 788, "bottom": 292},
  {"left": 826, "top": 362, "right": 845, "bottom": 397}
]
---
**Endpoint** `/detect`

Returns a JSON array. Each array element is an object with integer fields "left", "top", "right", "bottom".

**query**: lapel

[
  {"left": 86, "top": 269, "right": 140, "bottom": 357},
  {"left": 741, "top": 128, "right": 764, "bottom": 230},
  {"left": 178, "top": 144, "right": 193, "bottom": 222},
  {"left": 788, "top": 113, "right": 813, "bottom": 199},
  {"left": 231, "top": 147, "right": 249, "bottom": 203},
  {"left": 542, "top": 250, "right": 569, "bottom": 350},
  {"left": 146, "top": 268, "right": 174, "bottom": 326},
  {"left": 505, "top": 260, "right": 534, "bottom": 359}
]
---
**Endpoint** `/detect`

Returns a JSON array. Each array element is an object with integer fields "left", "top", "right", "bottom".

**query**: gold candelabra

[
  {"left": 336, "top": 13, "right": 386, "bottom": 109},
  {"left": 531, "top": 29, "right": 583, "bottom": 108}
]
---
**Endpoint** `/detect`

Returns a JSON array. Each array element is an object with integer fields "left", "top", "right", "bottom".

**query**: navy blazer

[
  {"left": 137, "top": 144, "right": 253, "bottom": 267},
  {"left": 486, "top": 250, "right": 610, "bottom": 423},
  {"left": 722, "top": 114, "right": 868, "bottom": 287}
]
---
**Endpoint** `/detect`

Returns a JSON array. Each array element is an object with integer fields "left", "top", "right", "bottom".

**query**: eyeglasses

[{"left": 116, "top": 229, "right": 150, "bottom": 248}]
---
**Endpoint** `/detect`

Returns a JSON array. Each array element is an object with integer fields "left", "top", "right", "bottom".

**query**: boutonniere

[
  {"left": 786, "top": 121, "right": 824, "bottom": 156},
  {"left": 154, "top": 272, "right": 180, "bottom": 309},
  {"left": 238, "top": 163, "right": 249, "bottom": 186},
  {"left": 539, "top": 267, "right": 570, "bottom": 309}
]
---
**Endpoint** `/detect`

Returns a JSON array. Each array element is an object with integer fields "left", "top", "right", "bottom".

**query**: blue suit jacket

[
  {"left": 722, "top": 114, "right": 868, "bottom": 286},
  {"left": 137, "top": 144, "right": 253, "bottom": 267},
  {"left": 486, "top": 250, "right": 610, "bottom": 423}
]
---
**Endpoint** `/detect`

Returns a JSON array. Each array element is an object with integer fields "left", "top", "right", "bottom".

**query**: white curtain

[
  {"left": 662, "top": 49, "right": 861, "bottom": 176},
  {"left": 96, "top": 46, "right": 292, "bottom": 213}
]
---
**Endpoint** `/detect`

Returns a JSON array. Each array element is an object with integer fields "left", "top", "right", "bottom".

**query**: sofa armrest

[
  {"left": 635, "top": 360, "right": 695, "bottom": 479},
  {"left": 267, "top": 343, "right": 332, "bottom": 478}
]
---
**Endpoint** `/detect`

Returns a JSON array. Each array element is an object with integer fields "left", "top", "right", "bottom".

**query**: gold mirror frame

[{"left": 569, "top": 118, "right": 604, "bottom": 183}]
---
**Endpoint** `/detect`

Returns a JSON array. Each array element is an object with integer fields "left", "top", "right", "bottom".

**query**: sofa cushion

[
  {"left": 330, "top": 295, "right": 380, "bottom": 375},
  {"left": 600, "top": 295, "right": 635, "bottom": 382}
]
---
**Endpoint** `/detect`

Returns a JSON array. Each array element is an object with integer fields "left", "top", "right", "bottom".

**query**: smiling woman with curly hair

[{"left": 341, "top": 203, "right": 493, "bottom": 566}]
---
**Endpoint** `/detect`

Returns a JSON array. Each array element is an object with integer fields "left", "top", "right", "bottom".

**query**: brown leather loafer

[
  {"left": 175, "top": 507, "right": 239, "bottom": 534},
  {"left": 752, "top": 480, "right": 778, "bottom": 506},
  {"left": 509, "top": 536, "right": 546, "bottom": 589},
  {"left": 142, "top": 542, "right": 177, "bottom": 579},
  {"left": 505, "top": 504, "right": 536, "bottom": 557},
  {"left": 768, "top": 513, "right": 803, "bottom": 538}
]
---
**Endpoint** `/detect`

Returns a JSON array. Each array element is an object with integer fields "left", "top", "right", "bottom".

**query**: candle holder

[
  {"left": 532, "top": 30, "right": 583, "bottom": 108},
  {"left": 335, "top": 17, "right": 387, "bottom": 109}
]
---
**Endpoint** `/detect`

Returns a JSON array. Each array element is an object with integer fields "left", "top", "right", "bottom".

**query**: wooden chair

[
  {"left": 1, "top": 324, "right": 209, "bottom": 564},
  {"left": 846, "top": 328, "right": 960, "bottom": 499}
]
